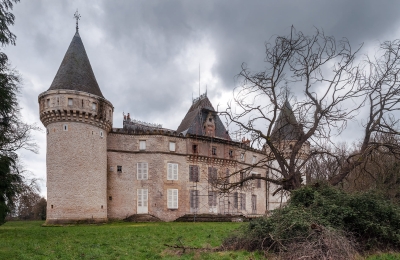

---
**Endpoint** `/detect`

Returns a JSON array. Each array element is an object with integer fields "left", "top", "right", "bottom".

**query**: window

[
  {"left": 63, "top": 124, "right": 68, "bottom": 131},
  {"left": 109, "top": 196, "right": 112, "bottom": 201},
  {"left": 240, "top": 193, "right": 246, "bottom": 210},
  {"left": 192, "top": 144, "right": 198, "bottom": 154},
  {"left": 167, "top": 189, "right": 178, "bottom": 209},
  {"left": 189, "top": 165, "right": 199, "bottom": 182},
  {"left": 190, "top": 190, "right": 199, "bottom": 210},
  {"left": 92, "top": 102, "right": 97, "bottom": 110},
  {"left": 208, "top": 167, "right": 217, "bottom": 184},
  {"left": 100, "top": 131, "right": 103, "bottom": 138},
  {"left": 240, "top": 171, "right": 244, "bottom": 186},
  {"left": 229, "top": 150, "right": 233, "bottom": 158},
  {"left": 46, "top": 99, "right": 50, "bottom": 107},
  {"left": 225, "top": 169, "right": 230, "bottom": 183},
  {"left": 251, "top": 195, "right": 257, "bottom": 213},
  {"left": 209, "top": 117, "right": 212, "bottom": 122},
  {"left": 68, "top": 98, "right": 73, "bottom": 106},
  {"left": 46, "top": 128, "right": 49, "bottom": 135},
  {"left": 139, "top": 140, "right": 146, "bottom": 150},
  {"left": 167, "top": 163, "right": 178, "bottom": 180},
  {"left": 212, "top": 146, "right": 217, "bottom": 156},
  {"left": 109, "top": 166, "right": 114, "bottom": 172},
  {"left": 109, "top": 110, "right": 111, "bottom": 117},
  {"left": 240, "top": 153, "right": 245, "bottom": 161},
  {"left": 169, "top": 142, "right": 176, "bottom": 152},
  {"left": 252, "top": 156, "right": 257, "bottom": 164},
  {"left": 254, "top": 173, "right": 262, "bottom": 188},
  {"left": 208, "top": 191, "right": 217, "bottom": 207},
  {"left": 117, "top": 166, "right": 122, "bottom": 173},
  {"left": 233, "top": 192, "right": 238, "bottom": 209},
  {"left": 137, "top": 162, "right": 148, "bottom": 180}
]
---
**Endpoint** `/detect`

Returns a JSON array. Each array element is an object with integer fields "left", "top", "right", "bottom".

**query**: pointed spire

[
  {"left": 271, "top": 100, "right": 302, "bottom": 141},
  {"left": 74, "top": 10, "right": 81, "bottom": 33},
  {"left": 48, "top": 28, "right": 104, "bottom": 98}
]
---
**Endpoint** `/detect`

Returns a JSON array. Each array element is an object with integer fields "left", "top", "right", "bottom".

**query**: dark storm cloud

[{"left": 5, "top": 0, "right": 400, "bottom": 196}]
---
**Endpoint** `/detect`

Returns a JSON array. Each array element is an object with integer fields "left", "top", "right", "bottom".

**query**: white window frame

[
  {"left": 169, "top": 142, "right": 176, "bottom": 152},
  {"left": 167, "top": 163, "right": 178, "bottom": 180},
  {"left": 167, "top": 189, "right": 178, "bottom": 209},
  {"left": 139, "top": 140, "right": 146, "bottom": 150},
  {"left": 137, "top": 162, "right": 148, "bottom": 180}
]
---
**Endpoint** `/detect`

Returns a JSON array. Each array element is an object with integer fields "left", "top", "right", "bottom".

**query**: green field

[
  {"left": 0, "top": 221, "right": 264, "bottom": 260},
  {"left": 1, "top": 221, "right": 400, "bottom": 260}
]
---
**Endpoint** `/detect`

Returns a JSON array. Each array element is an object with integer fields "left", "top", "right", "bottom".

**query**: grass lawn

[{"left": 0, "top": 221, "right": 264, "bottom": 260}]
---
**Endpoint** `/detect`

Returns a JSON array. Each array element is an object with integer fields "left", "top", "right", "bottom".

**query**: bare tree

[{"left": 222, "top": 27, "right": 400, "bottom": 194}]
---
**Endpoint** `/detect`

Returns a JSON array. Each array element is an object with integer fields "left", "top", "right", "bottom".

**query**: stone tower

[{"left": 38, "top": 28, "right": 113, "bottom": 224}]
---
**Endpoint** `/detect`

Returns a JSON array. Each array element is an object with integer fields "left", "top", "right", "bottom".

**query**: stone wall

[
  {"left": 107, "top": 132, "right": 268, "bottom": 221},
  {"left": 46, "top": 121, "right": 108, "bottom": 223}
]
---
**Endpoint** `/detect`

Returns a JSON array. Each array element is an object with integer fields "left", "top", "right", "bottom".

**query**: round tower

[{"left": 38, "top": 26, "right": 113, "bottom": 224}]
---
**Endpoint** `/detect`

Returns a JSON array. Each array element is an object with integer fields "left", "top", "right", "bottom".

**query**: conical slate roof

[
  {"left": 48, "top": 31, "right": 104, "bottom": 98},
  {"left": 271, "top": 100, "right": 303, "bottom": 141}
]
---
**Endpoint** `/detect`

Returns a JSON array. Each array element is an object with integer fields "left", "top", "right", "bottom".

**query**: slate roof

[
  {"left": 270, "top": 100, "right": 303, "bottom": 141},
  {"left": 177, "top": 95, "right": 231, "bottom": 140},
  {"left": 48, "top": 31, "right": 104, "bottom": 98}
]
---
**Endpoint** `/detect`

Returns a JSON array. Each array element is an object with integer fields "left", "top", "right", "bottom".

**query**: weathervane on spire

[{"left": 74, "top": 9, "right": 81, "bottom": 32}]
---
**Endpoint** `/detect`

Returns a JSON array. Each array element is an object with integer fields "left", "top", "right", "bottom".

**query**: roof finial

[{"left": 74, "top": 9, "right": 81, "bottom": 33}]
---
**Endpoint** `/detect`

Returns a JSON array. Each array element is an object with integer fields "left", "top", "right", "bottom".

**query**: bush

[{"left": 223, "top": 183, "right": 400, "bottom": 258}]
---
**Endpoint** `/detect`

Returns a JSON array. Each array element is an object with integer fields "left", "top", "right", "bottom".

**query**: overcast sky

[{"left": 7, "top": 0, "right": 400, "bottom": 197}]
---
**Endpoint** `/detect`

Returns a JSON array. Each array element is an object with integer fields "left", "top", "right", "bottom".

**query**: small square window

[
  {"left": 212, "top": 146, "right": 217, "bottom": 156},
  {"left": 63, "top": 124, "right": 68, "bottom": 131},
  {"left": 169, "top": 142, "right": 176, "bottom": 152},
  {"left": 139, "top": 140, "right": 146, "bottom": 150},
  {"left": 192, "top": 144, "right": 198, "bottom": 154},
  {"left": 68, "top": 98, "right": 73, "bottom": 106},
  {"left": 117, "top": 166, "right": 122, "bottom": 173}
]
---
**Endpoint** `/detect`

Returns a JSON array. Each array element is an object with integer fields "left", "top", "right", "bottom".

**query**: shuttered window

[
  {"left": 233, "top": 192, "right": 238, "bottom": 209},
  {"left": 190, "top": 190, "right": 199, "bottom": 209},
  {"left": 167, "top": 163, "right": 178, "bottom": 180},
  {"left": 167, "top": 189, "right": 178, "bottom": 209},
  {"left": 139, "top": 140, "right": 146, "bottom": 150},
  {"left": 240, "top": 193, "right": 246, "bottom": 210},
  {"left": 137, "top": 162, "right": 148, "bottom": 180},
  {"left": 189, "top": 165, "right": 199, "bottom": 182},
  {"left": 208, "top": 167, "right": 217, "bottom": 183},
  {"left": 208, "top": 191, "right": 217, "bottom": 206}
]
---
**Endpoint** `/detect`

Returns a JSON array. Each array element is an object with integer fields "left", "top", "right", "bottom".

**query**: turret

[{"left": 38, "top": 20, "right": 113, "bottom": 224}]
